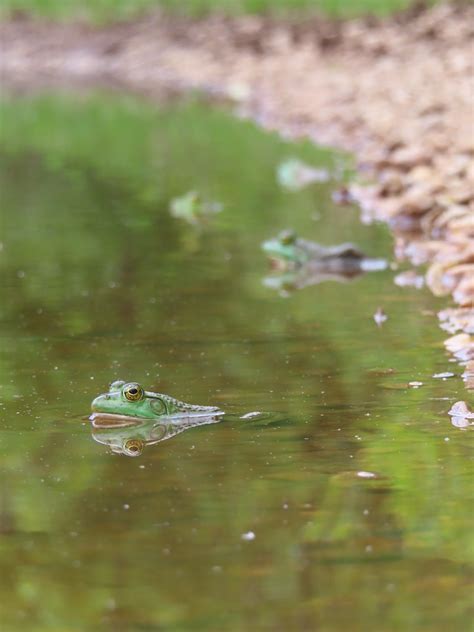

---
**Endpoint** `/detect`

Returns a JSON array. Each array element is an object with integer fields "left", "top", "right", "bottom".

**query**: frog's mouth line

[
  {"left": 89, "top": 412, "right": 144, "bottom": 428},
  {"left": 89, "top": 410, "right": 225, "bottom": 428}
]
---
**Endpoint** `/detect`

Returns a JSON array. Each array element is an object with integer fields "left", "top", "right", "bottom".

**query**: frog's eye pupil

[{"left": 124, "top": 383, "right": 144, "bottom": 401}]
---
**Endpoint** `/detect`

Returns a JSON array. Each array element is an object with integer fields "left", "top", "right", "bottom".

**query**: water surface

[{"left": 0, "top": 93, "right": 472, "bottom": 631}]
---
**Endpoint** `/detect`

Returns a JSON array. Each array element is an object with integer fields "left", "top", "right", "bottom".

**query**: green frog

[
  {"left": 169, "top": 191, "right": 222, "bottom": 224},
  {"left": 90, "top": 413, "right": 223, "bottom": 456},
  {"left": 262, "top": 230, "right": 387, "bottom": 272},
  {"left": 91, "top": 380, "right": 223, "bottom": 421}
]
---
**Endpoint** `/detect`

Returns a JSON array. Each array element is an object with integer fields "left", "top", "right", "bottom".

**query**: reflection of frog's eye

[
  {"left": 123, "top": 439, "right": 144, "bottom": 457},
  {"left": 123, "top": 383, "right": 144, "bottom": 402},
  {"left": 279, "top": 230, "right": 297, "bottom": 245}
]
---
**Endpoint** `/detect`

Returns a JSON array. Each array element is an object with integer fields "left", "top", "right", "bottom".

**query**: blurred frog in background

[
  {"left": 262, "top": 229, "right": 387, "bottom": 294},
  {"left": 169, "top": 191, "right": 222, "bottom": 224}
]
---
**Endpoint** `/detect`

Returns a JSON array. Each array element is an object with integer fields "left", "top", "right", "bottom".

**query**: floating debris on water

[
  {"left": 277, "top": 158, "right": 330, "bottom": 191},
  {"left": 169, "top": 191, "right": 222, "bottom": 224},
  {"left": 373, "top": 307, "right": 387, "bottom": 327},
  {"left": 240, "top": 411, "right": 263, "bottom": 420},
  {"left": 394, "top": 270, "right": 425, "bottom": 289},
  {"left": 432, "top": 372, "right": 455, "bottom": 379},
  {"left": 448, "top": 401, "right": 474, "bottom": 429},
  {"left": 408, "top": 381, "right": 423, "bottom": 388},
  {"left": 241, "top": 531, "right": 256, "bottom": 541},
  {"left": 356, "top": 471, "right": 377, "bottom": 479},
  {"left": 448, "top": 401, "right": 474, "bottom": 418}
]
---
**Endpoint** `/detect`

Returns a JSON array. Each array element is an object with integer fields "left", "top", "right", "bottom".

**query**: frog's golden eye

[
  {"left": 279, "top": 229, "right": 297, "bottom": 245},
  {"left": 123, "top": 383, "right": 144, "bottom": 402},
  {"left": 123, "top": 439, "right": 144, "bottom": 457}
]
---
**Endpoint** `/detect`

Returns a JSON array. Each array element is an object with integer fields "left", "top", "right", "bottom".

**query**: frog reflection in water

[
  {"left": 90, "top": 381, "right": 224, "bottom": 456},
  {"left": 262, "top": 230, "right": 387, "bottom": 293}
]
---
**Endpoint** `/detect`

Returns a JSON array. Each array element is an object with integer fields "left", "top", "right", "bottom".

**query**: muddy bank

[{"left": 1, "top": 3, "right": 473, "bottom": 385}]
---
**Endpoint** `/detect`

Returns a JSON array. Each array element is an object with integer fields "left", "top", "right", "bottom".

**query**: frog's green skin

[
  {"left": 262, "top": 230, "right": 367, "bottom": 269},
  {"left": 91, "top": 380, "right": 223, "bottom": 421},
  {"left": 262, "top": 230, "right": 387, "bottom": 271},
  {"left": 90, "top": 413, "right": 223, "bottom": 457},
  {"left": 169, "top": 191, "right": 222, "bottom": 224}
]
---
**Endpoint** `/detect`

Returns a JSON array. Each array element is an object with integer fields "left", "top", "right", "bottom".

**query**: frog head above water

[
  {"left": 262, "top": 230, "right": 307, "bottom": 269},
  {"left": 91, "top": 380, "right": 223, "bottom": 420}
]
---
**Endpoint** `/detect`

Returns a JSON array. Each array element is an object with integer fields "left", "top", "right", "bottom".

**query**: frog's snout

[
  {"left": 261, "top": 239, "right": 275, "bottom": 254},
  {"left": 91, "top": 393, "right": 110, "bottom": 412}
]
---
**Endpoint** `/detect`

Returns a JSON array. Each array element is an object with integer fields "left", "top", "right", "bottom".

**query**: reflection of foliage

[{"left": 0, "top": 92, "right": 471, "bottom": 631}]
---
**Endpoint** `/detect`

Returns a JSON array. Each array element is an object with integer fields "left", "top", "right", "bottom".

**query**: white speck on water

[
  {"left": 408, "top": 381, "right": 423, "bottom": 388},
  {"left": 444, "top": 437, "right": 450, "bottom": 442},
  {"left": 433, "top": 372, "right": 455, "bottom": 379},
  {"left": 373, "top": 307, "right": 387, "bottom": 326},
  {"left": 139, "top": 465, "right": 145, "bottom": 469},
  {"left": 241, "top": 531, "right": 256, "bottom": 541},
  {"left": 357, "top": 471, "right": 377, "bottom": 479},
  {"left": 365, "top": 545, "right": 373, "bottom": 553},
  {"left": 363, "top": 509, "right": 369, "bottom": 515},
  {"left": 211, "top": 565, "right": 223, "bottom": 574},
  {"left": 283, "top": 503, "right": 289, "bottom": 510},
  {"left": 241, "top": 411, "right": 262, "bottom": 420},
  {"left": 123, "top": 504, "right": 130, "bottom": 510}
]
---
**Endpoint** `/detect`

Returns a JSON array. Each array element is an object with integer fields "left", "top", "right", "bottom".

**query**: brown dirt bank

[{"left": 1, "top": 3, "right": 473, "bottom": 386}]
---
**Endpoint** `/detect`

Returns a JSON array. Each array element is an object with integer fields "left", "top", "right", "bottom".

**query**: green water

[{"left": 0, "top": 93, "right": 472, "bottom": 632}]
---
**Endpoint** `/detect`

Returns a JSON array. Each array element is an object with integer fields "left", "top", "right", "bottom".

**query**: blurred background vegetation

[{"left": 0, "top": 0, "right": 439, "bottom": 22}]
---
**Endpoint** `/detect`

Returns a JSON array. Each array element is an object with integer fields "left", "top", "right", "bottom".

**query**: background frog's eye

[
  {"left": 279, "top": 230, "right": 297, "bottom": 245},
  {"left": 123, "top": 383, "right": 144, "bottom": 401}
]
